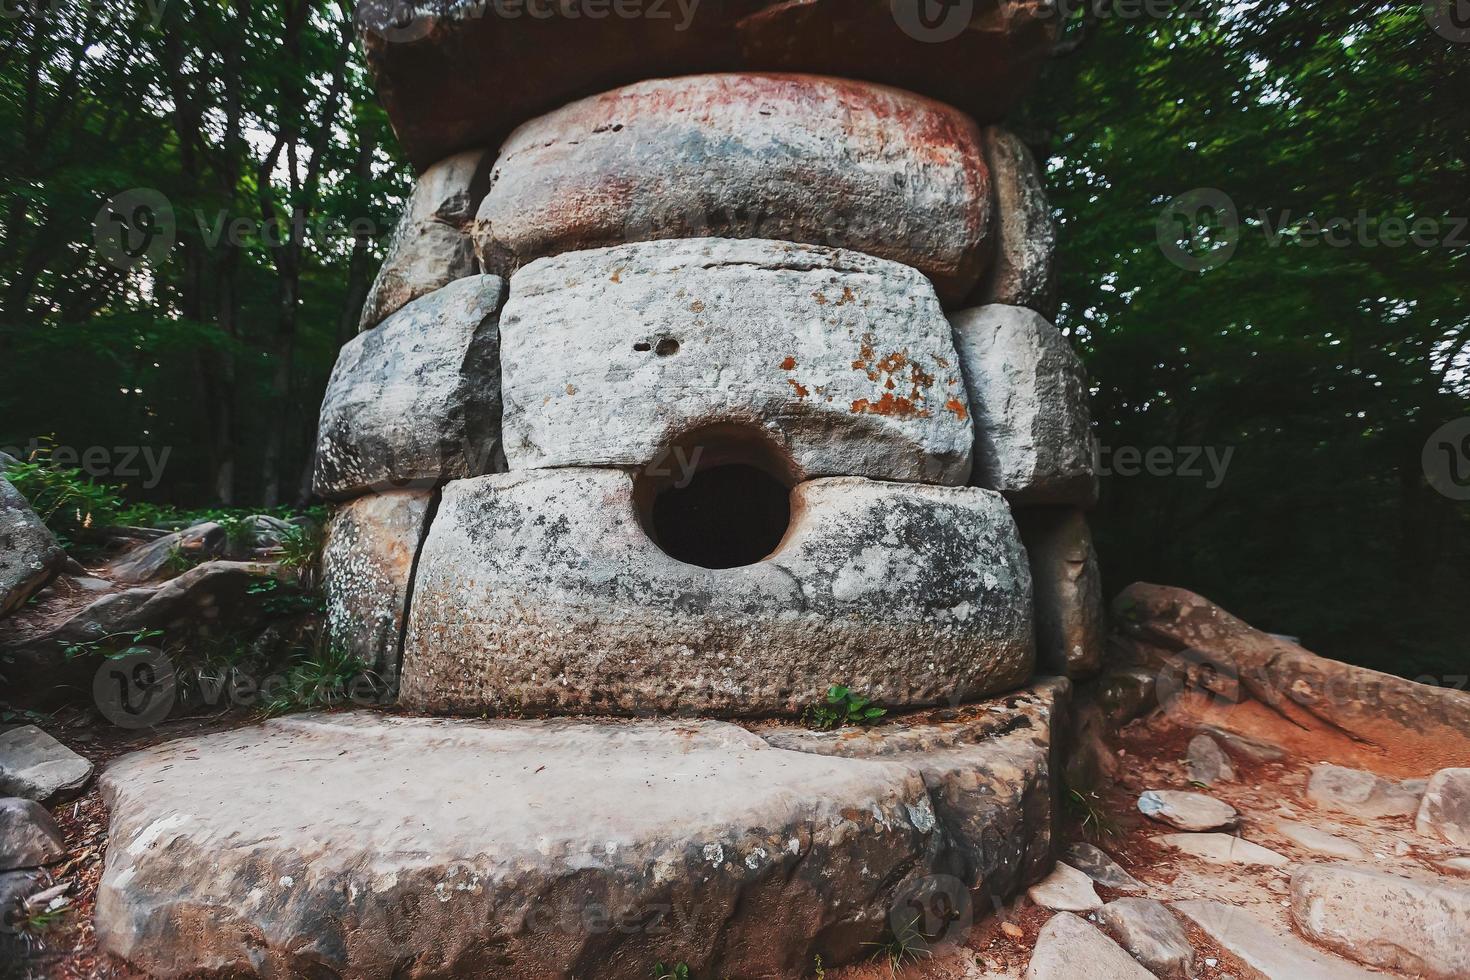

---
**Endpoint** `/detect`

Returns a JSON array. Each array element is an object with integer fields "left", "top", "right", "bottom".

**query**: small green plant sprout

[
  {"left": 258, "top": 641, "right": 379, "bottom": 717},
  {"left": 63, "top": 627, "right": 164, "bottom": 661},
  {"left": 812, "top": 954, "right": 825, "bottom": 980},
  {"left": 1063, "top": 785, "right": 1121, "bottom": 841},
  {"left": 863, "top": 913, "right": 931, "bottom": 976},
  {"left": 272, "top": 522, "right": 324, "bottom": 588},
  {"left": 164, "top": 543, "right": 196, "bottom": 575},
  {"left": 652, "top": 962, "right": 690, "bottom": 980},
  {"left": 215, "top": 514, "right": 258, "bottom": 553},
  {"left": 803, "top": 684, "right": 887, "bottom": 731}
]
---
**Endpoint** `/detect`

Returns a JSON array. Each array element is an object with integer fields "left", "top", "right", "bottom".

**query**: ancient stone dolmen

[{"left": 94, "top": 6, "right": 1109, "bottom": 976}]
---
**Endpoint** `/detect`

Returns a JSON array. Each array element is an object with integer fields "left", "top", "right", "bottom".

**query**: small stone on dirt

[
  {"left": 0, "top": 798, "right": 65, "bottom": 870},
  {"left": 1098, "top": 898, "right": 1195, "bottom": 977},
  {"left": 1274, "top": 820, "right": 1365, "bottom": 860},
  {"left": 1064, "top": 842, "right": 1145, "bottom": 892},
  {"left": 1026, "top": 861, "right": 1101, "bottom": 912},
  {"left": 1155, "top": 833, "right": 1289, "bottom": 867},
  {"left": 1185, "top": 734, "right": 1235, "bottom": 786},
  {"left": 0, "top": 726, "right": 93, "bottom": 803},
  {"left": 1415, "top": 767, "right": 1470, "bottom": 846},
  {"left": 1024, "top": 911, "right": 1153, "bottom": 980},
  {"left": 1306, "top": 763, "right": 1422, "bottom": 818},
  {"left": 1137, "top": 789, "right": 1238, "bottom": 832}
]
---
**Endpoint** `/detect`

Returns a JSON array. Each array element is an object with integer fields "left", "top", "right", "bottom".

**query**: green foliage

[
  {"left": 803, "top": 685, "right": 887, "bottom": 731},
  {"left": 1062, "top": 785, "right": 1121, "bottom": 842},
  {"left": 215, "top": 514, "right": 258, "bottom": 552},
  {"left": 863, "top": 914, "right": 931, "bottom": 976},
  {"left": 1022, "top": 3, "right": 1470, "bottom": 680},
  {"left": 651, "top": 964, "right": 690, "bottom": 980},
  {"left": 62, "top": 628, "right": 165, "bottom": 662},
  {"left": 4, "top": 444, "right": 124, "bottom": 542},
  {"left": 247, "top": 576, "right": 325, "bottom": 616},
  {"left": 257, "top": 641, "right": 379, "bottom": 717}
]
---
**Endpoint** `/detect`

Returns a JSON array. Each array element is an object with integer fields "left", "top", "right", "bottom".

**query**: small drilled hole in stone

[
  {"left": 655, "top": 338, "right": 680, "bottom": 357},
  {"left": 633, "top": 342, "right": 652, "bottom": 352},
  {"left": 651, "top": 465, "right": 789, "bottom": 570}
]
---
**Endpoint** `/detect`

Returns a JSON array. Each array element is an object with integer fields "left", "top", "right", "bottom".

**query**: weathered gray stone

[
  {"left": 499, "top": 239, "right": 973, "bottom": 486},
  {"left": 358, "top": 0, "right": 1060, "bottom": 173},
  {"left": 0, "top": 727, "right": 92, "bottom": 804},
  {"left": 1024, "top": 911, "right": 1152, "bottom": 980},
  {"left": 402, "top": 469, "right": 1033, "bottom": 717},
  {"left": 0, "top": 477, "right": 64, "bottom": 619},
  {"left": 315, "top": 275, "right": 505, "bottom": 499},
  {"left": 1306, "top": 763, "right": 1422, "bottom": 819},
  {"left": 979, "top": 127, "right": 1057, "bottom": 316},
  {"left": 96, "top": 683, "right": 1062, "bottom": 979},
  {"left": 1291, "top": 862, "right": 1470, "bottom": 978},
  {"left": 1185, "top": 734, "right": 1235, "bottom": 786},
  {"left": 952, "top": 305, "right": 1096, "bottom": 507},
  {"left": 1175, "top": 899, "right": 1383, "bottom": 980},
  {"left": 1095, "top": 668, "right": 1158, "bottom": 727},
  {"left": 322, "top": 491, "right": 434, "bottom": 676},
  {"left": 1137, "top": 790, "right": 1238, "bottom": 832},
  {"left": 1063, "top": 842, "right": 1145, "bottom": 893},
  {"left": 1026, "top": 862, "right": 1100, "bottom": 912},
  {"left": 1417, "top": 767, "right": 1470, "bottom": 846},
  {"left": 1098, "top": 898, "right": 1194, "bottom": 977},
  {"left": 1016, "top": 508, "right": 1103, "bottom": 677},
  {"left": 477, "top": 75, "right": 991, "bottom": 306},
  {"left": 1155, "top": 833, "right": 1288, "bottom": 867},
  {"left": 0, "top": 798, "right": 64, "bottom": 870},
  {"left": 105, "top": 522, "right": 226, "bottom": 584},
  {"left": 359, "top": 149, "right": 489, "bottom": 331},
  {"left": 1274, "top": 820, "right": 1366, "bottom": 860}
]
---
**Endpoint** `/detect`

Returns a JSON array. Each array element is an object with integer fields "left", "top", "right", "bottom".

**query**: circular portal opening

[{"left": 636, "top": 427, "right": 796, "bottom": 570}]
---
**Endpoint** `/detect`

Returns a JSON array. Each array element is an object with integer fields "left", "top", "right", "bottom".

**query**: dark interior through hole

[{"left": 638, "top": 430, "right": 795, "bottom": 570}]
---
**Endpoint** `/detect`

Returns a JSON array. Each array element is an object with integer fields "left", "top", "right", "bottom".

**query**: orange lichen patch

[
  {"left": 851, "top": 393, "right": 930, "bottom": 418},
  {"left": 945, "top": 397, "right": 969, "bottom": 421},
  {"left": 835, "top": 286, "right": 856, "bottom": 306},
  {"left": 609, "top": 268, "right": 623, "bottom": 283},
  {"left": 690, "top": 299, "right": 705, "bottom": 313},
  {"left": 780, "top": 355, "right": 798, "bottom": 371},
  {"left": 786, "top": 379, "right": 810, "bottom": 398},
  {"left": 813, "top": 291, "right": 828, "bottom": 305},
  {"left": 565, "top": 384, "right": 577, "bottom": 395}
]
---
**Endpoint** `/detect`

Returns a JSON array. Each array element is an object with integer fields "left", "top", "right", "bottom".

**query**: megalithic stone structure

[{"left": 95, "top": 4, "right": 1108, "bottom": 976}]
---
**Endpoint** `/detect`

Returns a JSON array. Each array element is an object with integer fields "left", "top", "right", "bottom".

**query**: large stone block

[
  {"left": 356, "top": 0, "right": 1060, "bottom": 173},
  {"left": 979, "top": 127, "right": 1057, "bottom": 316},
  {"left": 315, "top": 275, "right": 505, "bottom": 499},
  {"left": 499, "top": 239, "right": 973, "bottom": 485},
  {"left": 359, "top": 149, "right": 491, "bottom": 331},
  {"left": 477, "top": 75, "right": 991, "bottom": 305},
  {"left": 322, "top": 490, "right": 435, "bottom": 676},
  {"left": 952, "top": 305, "right": 1096, "bottom": 506},
  {"left": 0, "top": 477, "right": 64, "bottom": 619},
  {"left": 401, "top": 468, "right": 1033, "bottom": 717},
  {"left": 94, "top": 680, "right": 1064, "bottom": 979},
  {"left": 1290, "top": 863, "right": 1470, "bottom": 979},
  {"left": 1016, "top": 508, "right": 1104, "bottom": 677}
]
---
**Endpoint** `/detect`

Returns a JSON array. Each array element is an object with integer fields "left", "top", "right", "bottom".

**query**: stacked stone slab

[{"left": 100, "top": 6, "right": 1104, "bottom": 975}]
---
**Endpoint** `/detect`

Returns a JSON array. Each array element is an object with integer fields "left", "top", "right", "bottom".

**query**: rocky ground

[{"left": 6, "top": 678, "right": 1467, "bottom": 979}]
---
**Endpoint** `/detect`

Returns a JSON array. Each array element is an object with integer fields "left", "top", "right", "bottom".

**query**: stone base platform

[{"left": 95, "top": 679, "right": 1066, "bottom": 979}]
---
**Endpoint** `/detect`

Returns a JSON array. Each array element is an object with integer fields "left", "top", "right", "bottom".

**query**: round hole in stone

[
  {"left": 655, "top": 337, "right": 680, "bottom": 357},
  {"left": 633, "top": 341, "right": 652, "bottom": 352},
  {"left": 636, "top": 427, "right": 796, "bottom": 570}
]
